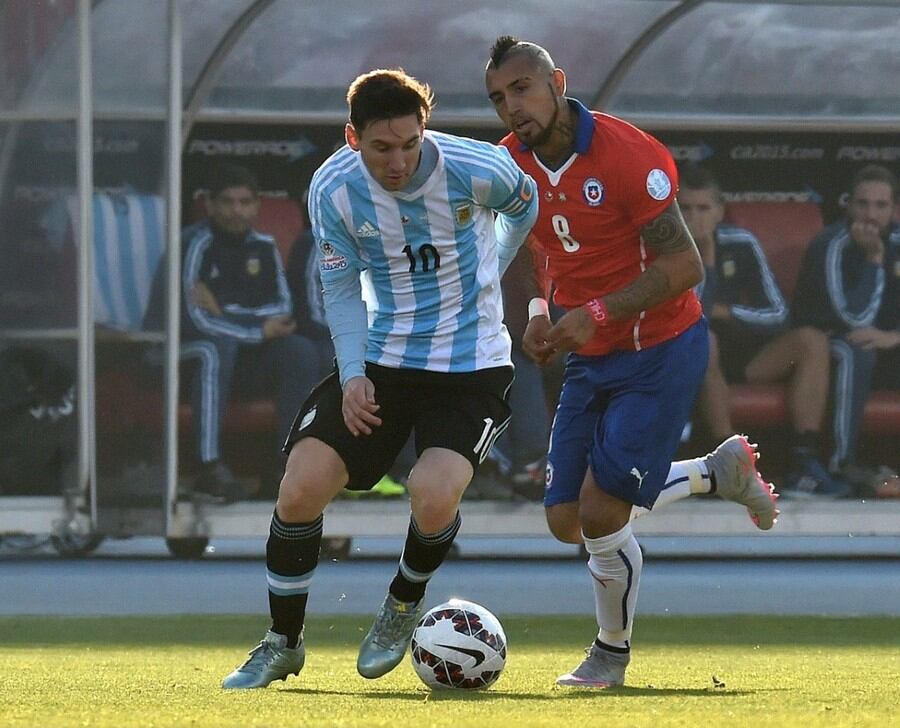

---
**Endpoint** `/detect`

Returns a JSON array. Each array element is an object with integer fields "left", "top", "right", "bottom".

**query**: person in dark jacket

[
  {"left": 145, "top": 164, "right": 320, "bottom": 502},
  {"left": 792, "top": 164, "right": 900, "bottom": 488},
  {"left": 679, "top": 166, "right": 848, "bottom": 498}
]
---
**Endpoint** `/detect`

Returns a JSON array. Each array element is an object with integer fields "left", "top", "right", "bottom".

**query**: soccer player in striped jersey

[
  {"left": 485, "top": 37, "right": 779, "bottom": 689},
  {"left": 223, "top": 68, "right": 538, "bottom": 689}
]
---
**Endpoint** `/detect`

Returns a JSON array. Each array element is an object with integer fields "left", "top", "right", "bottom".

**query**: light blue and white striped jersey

[
  {"left": 57, "top": 192, "right": 165, "bottom": 332},
  {"left": 308, "top": 130, "right": 537, "bottom": 381}
]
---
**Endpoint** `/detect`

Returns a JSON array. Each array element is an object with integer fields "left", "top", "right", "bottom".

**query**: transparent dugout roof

[
  {"left": 3, "top": 0, "right": 899, "bottom": 126},
  {"left": 615, "top": 2, "right": 900, "bottom": 121},
  {"left": 199, "top": 0, "right": 678, "bottom": 119}
]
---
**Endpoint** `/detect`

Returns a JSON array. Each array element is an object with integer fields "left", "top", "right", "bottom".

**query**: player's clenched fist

[
  {"left": 523, "top": 315, "right": 555, "bottom": 366},
  {"left": 546, "top": 306, "right": 597, "bottom": 355}
]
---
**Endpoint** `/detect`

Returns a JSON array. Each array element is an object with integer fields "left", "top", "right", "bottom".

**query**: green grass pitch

[{"left": 1, "top": 615, "right": 897, "bottom": 727}]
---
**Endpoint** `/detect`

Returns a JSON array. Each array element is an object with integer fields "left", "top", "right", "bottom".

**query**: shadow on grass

[
  {"left": 280, "top": 686, "right": 758, "bottom": 701},
  {"left": 281, "top": 687, "right": 428, "bottom": 701}
]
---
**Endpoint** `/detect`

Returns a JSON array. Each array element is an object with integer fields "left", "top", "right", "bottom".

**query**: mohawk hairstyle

[
  {"left": 487, "top": 36, "right": 555, "bottom": 73},
  {"left": 489, "top": 35, "right": 521, "bottom": 68}
]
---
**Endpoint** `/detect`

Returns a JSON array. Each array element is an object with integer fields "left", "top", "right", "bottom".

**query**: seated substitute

[
  {"left": 678, "top": 166, "right": 848, "bottom": 498},
  {"left": 221, "top": 68, "right": 538, "bottom": 689},
  {"left": 792, "top": 164, "right": 900, "bottom": 493},
  {"left": 144, "top": 163, "right": 321, "bottom": 503}
]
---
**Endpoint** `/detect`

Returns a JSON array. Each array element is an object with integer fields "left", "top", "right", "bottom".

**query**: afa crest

[
  {"left": 246, "top": 257, "right": 261, "bottom": 276},
  {"left": 455, "top": 203, "right": 473, "bottom": 225},
  {"left": 582, "top": 177, "right": 605, "bottom": 206}
]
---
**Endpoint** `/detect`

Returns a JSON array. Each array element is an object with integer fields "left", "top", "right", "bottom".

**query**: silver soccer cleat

[
  {"left": 706, "top": 434, "right": 779, "bottom": 530},
  {"left": 556, "top": 642, "right": 630, "bottom": 688},
  {"left": 357, "top": 593, "right": 421, "bottom": 679},
  {"left": 221, "top": 630, "right": 305, "bottom": 689}
]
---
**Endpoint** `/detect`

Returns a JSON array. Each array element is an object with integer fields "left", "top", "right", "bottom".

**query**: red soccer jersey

[{"left": 501, "top": 100, "right": 701, "bottom": 356}]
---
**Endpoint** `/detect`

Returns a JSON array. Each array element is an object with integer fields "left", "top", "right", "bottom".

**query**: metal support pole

[
  {"left": 164, "top": 0, "right": 183, "bottom": 527},
  {"left": 76, "top": 0, "right": 96, "bottom": 525}
]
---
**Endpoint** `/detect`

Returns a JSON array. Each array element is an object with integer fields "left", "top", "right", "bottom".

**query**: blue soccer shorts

[{"left": 544, "top": 317, "right": 709, "bottom": 509}]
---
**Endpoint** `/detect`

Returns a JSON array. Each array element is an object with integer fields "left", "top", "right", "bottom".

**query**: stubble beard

[{"left": 519, "top": 95, "right": 561, "bottom": 150}]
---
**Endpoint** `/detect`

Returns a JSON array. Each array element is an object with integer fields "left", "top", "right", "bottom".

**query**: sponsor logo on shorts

[
  {"left": 630, "top": 467, "right": 648, "bottom": 488},
  {"left": 298, "top": 406, "right": 317, "bottom": 431}
]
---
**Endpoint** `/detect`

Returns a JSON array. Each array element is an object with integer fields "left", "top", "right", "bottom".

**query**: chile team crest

[{"left": 582, "top": 177, "right": 605, "bottom": 206}]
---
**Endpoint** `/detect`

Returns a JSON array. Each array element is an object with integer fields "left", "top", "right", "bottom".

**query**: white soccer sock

[
  {"left": 583, "top": 523, "right": 643, "bottom": 650},
  {"left": 631, "top": 457, "right": 711, "bottom": 520}
]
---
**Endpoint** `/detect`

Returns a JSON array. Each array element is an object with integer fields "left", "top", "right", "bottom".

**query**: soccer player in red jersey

[{"left": 485, "top": 37, "right": 779, "bottom": 688}]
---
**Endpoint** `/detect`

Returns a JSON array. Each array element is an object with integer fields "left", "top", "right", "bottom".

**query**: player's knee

[
  {"left": 546, "top": 504, "right": 581, "bottom": 543},
  {"left": 276, "top": 440, "right": 346, "bottom": 521},
  {"left": 275, "top": 475, "right": 322, "bottom": 522},
  {"left": 408, "top": 480, "right": 464, "bottom": 533},
  {"left": 578, "top": 478, "right": 633, "bottom": 537}
]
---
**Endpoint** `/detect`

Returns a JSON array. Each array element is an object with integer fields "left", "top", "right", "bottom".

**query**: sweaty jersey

[
  {"left": 309, "top": 130, "right": 537, "bottom": 381},
  {"left": 501, "top": 99, "right": 701, "bottom": 355}
]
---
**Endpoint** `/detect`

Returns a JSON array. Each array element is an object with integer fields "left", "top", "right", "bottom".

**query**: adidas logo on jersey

[{"left": 356, "top": 221, "right": 379, "bottom": 238}]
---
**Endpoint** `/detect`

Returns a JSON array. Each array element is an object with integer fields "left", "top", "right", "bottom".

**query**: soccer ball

[{"left": 409, "top": 598, "right": 507, "bottom": 690}]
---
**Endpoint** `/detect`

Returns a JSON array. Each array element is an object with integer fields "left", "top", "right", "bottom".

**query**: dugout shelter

[{"left": 1, "top": 0, "right": 898, "bottom": 557}]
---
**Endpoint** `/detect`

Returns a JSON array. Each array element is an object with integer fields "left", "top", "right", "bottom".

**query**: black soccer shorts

[{"left": 283, "top": 362, "right": 514, "bottom": 490}]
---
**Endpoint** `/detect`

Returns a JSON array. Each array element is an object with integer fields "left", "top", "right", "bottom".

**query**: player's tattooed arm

[{"left": 603, "top": 200, "right": 704, "bottom": 320}]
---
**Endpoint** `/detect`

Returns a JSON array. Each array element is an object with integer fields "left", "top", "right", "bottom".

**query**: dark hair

[
  {"left": 208, "top": 163, "right": 259, "bottom": 199},
  {"left": 851, "top": 164, "right": 898, "bottom": 201},
  {"left": 487, "top": 36, "right": 555, "bottom": 72},
  {"left": 347, "top": 68, "right": 434, "bottom": 133},
  {"left": 678, "top": 165, "right": 722, "bottom": 199}
]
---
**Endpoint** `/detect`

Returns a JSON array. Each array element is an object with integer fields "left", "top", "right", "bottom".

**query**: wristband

[
  {"left": 584, "top": 297, "right": 609, "bottom": 325},
  {"left": 528, "top": 297, "right": 550, "bottom": 320}
]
